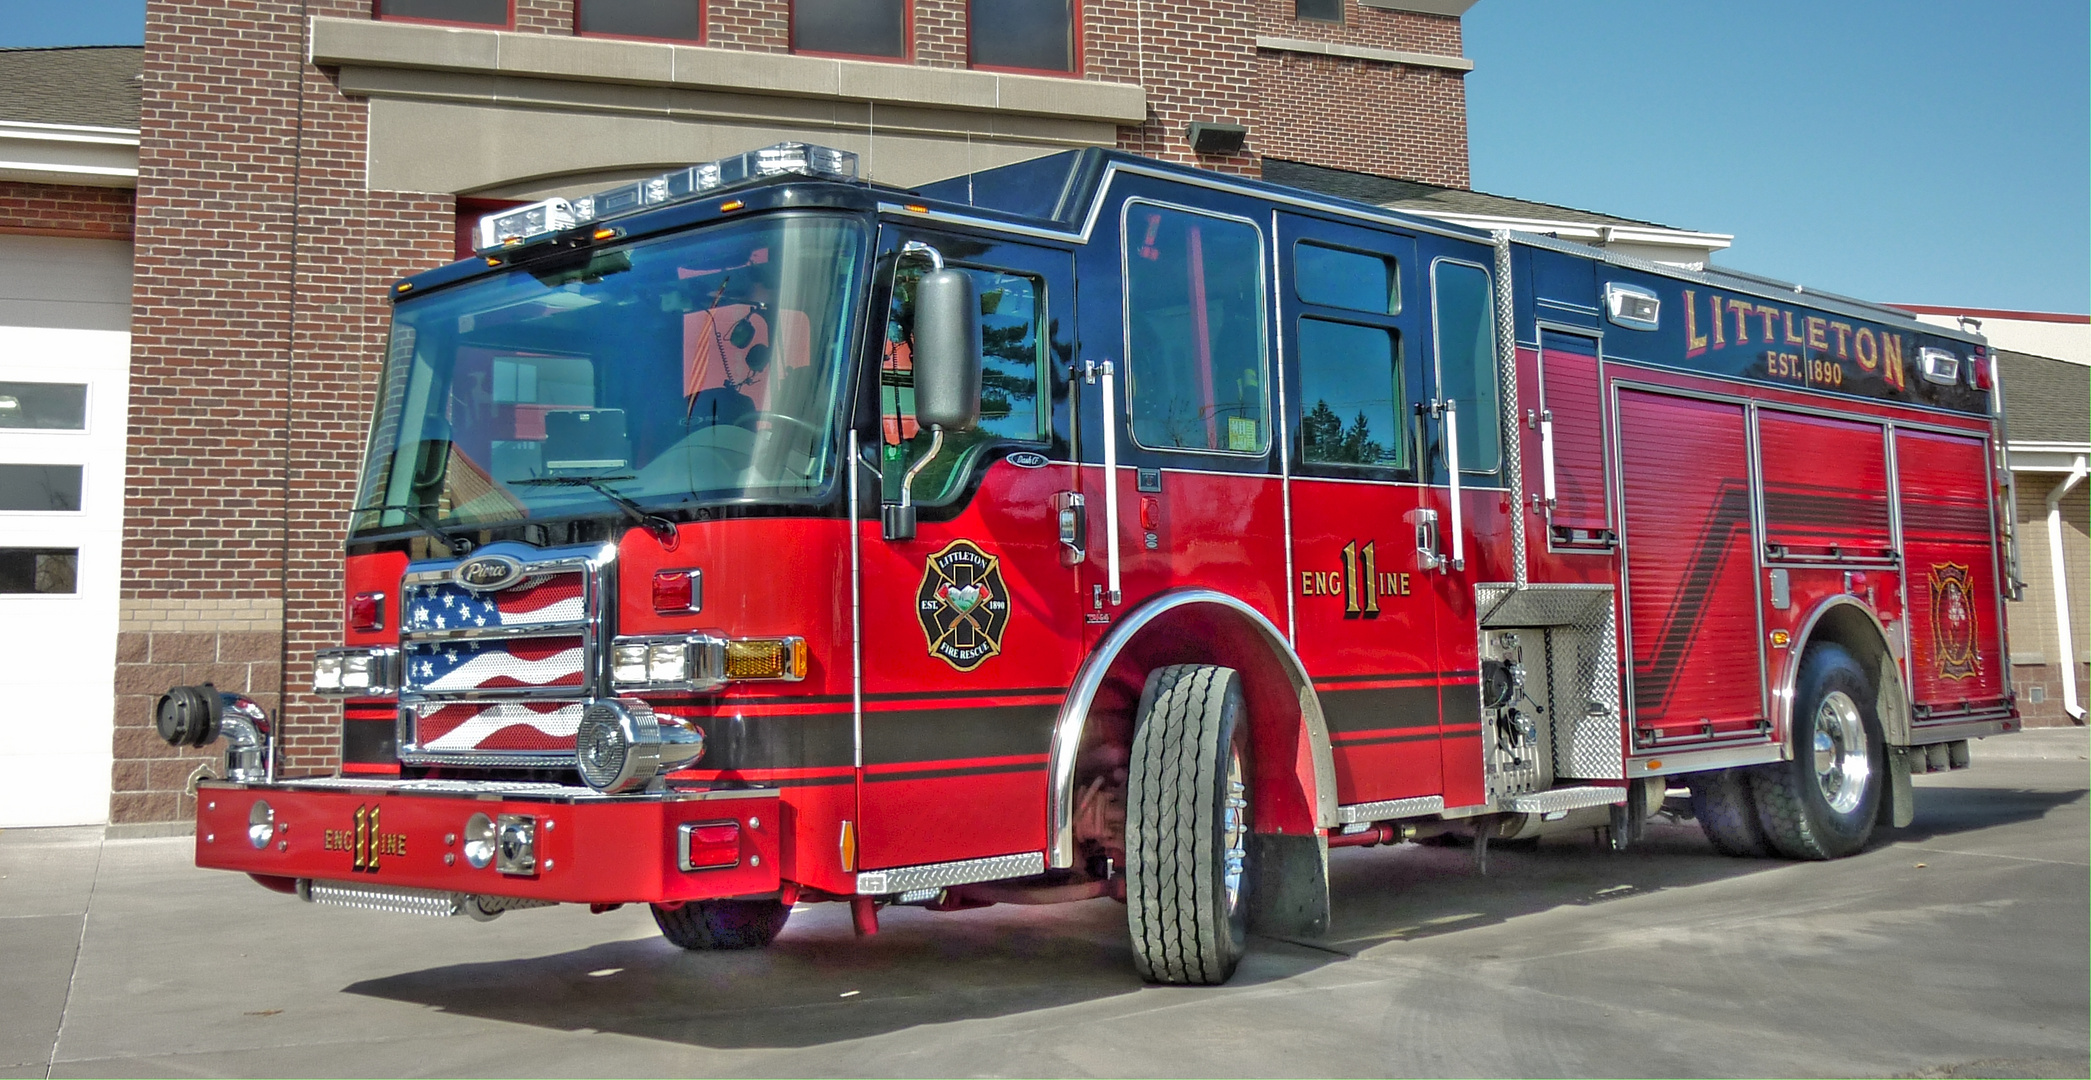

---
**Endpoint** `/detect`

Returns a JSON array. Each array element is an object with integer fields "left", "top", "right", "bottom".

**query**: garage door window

[
  {"left": 0, "top": 549, "right": 77, "bottom": 594},
  {"left": 0, "top": 383, "right": 86, "bottom": 430},
  {"left": 0, "top": 465, "right": 82, "bottom": 512}
]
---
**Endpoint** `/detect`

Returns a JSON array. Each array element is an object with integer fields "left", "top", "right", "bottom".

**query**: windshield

[{"left": 352, "top": 213, "right": 866, "bottom": 537}]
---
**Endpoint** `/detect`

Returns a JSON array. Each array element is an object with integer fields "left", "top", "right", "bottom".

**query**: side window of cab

[{"left": 879, "top": 252, "right": 1050, "bottom": 504}]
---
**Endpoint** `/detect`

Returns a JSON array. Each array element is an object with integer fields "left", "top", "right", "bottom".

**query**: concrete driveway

[{"left": 4, "top": 728, "right": 2085, "bottom": 1078}]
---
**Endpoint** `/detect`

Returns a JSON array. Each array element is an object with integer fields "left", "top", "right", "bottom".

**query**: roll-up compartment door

[
  {"left": 1896, "top": 428, "right": 2009, "bottom": 712},
  {"left": 1616, "top": 389, "right": 1767, "bottom": 748},
  {"left": 1539, "top": 330, "right": 1609, "bottom": 547},
  {"left": 1757, "top": 411, "right": 1892, "bottom": 560}
]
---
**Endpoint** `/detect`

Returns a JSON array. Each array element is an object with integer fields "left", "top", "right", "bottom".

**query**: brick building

[{"left": 102, "top": 0, "right": 1484, "bottom": 830}]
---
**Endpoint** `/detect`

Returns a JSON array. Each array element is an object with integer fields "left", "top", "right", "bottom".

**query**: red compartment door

[
  {"left": 1896, "top": 428, "right": 2009, "bottom": 711},
  {"left": 1616, "top": 389, "right": 1767, "bottom": 747}
]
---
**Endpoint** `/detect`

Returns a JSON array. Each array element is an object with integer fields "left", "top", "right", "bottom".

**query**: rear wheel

[
  {"left": 651, "top": 898, "right": 791, "bottom": 950},
  {"left": 1125, "top": 664, "right": 1252, "bottom": 985},
  {"left": 1687, "top": 769, "right": 1770, "bottom": 857},
  {"left": 1749, "top": 644, "right": 1883, "bottom": 859}
]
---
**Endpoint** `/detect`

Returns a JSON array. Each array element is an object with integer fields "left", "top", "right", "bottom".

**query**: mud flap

[
  {"left": 1879, "top": 745, "right": 1915, "bottom": 828},
  {"left": 1248, "top": 832, "right": 1329, "bottom": 938}
]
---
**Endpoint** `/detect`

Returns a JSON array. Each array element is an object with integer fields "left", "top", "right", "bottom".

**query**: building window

[
  {"left": 0, "top": 383, "right": 87, "bottom": 431},
  {"left": 793, "top": 0, "right": 907, "bottom": 58},
  {"left": 0, "top": 549, "right": 77, "bottom": 594},
  {"left": 1431, "top": 260, "right": 1501, "bottom": 473},
  {"left": 375, "top": 0, "right": 510, "bottom": 26},
  {"left": 577, "top": 0, "right": 702, "bottom": 41},
  {"left": 969, "top": 0, "right": 1075, "bottom": 73},
  {"left": 1124, "top": 204, "right": 1270, "bottom": 456},
  {"left": 1294, "top": 0, "right": 1343, "bottom": 24},
  {"left": 0, "top": 464, "right": 83, "bottom": 512}
]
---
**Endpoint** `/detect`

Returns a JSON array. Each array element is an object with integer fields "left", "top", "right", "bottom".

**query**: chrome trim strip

[
  {"left": 849, "top": 427, "right": 864, "bottom": 770},
  {"left": 1335, "top": 794, "right": 1444, "bottom": 824},
  {"left": 1907, "top": 717, "right": 2016, "bottom": 743},
  {"left": 398, "top": 623, "right": 585, "bottom": 643},
  {"left": 1626, "top": 742, "right": 1786, "bottom": 777},
  {"left": 1271, "top": 208, "right": 1297, "bottom": 642},
  {"left": 209, "top": 776, "right": 775, "bottom": 804},
  {"left": 856, "top": 850, "right": 1046, "bottom": 895},
  {"left": 1047, "top": 588, "right": 1337, "bottom": 868}
]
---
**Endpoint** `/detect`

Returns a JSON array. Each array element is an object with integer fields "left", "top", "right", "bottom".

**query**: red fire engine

[{"left": 157, "top": 143, "right": 2021, "bottom": 984}]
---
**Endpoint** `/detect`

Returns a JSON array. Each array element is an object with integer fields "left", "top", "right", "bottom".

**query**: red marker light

[
  {"left": 1970, "top": 351, "right": 1992, "bottom": 390},
  {"left": 348, "top": 592, "right": 384, "bottom": 632},
  {"left": 682, "top": 821, "right": 740, "bottom": 869},
  {"left": 653, "top": 570, "right": 699, "bottom": 613}
]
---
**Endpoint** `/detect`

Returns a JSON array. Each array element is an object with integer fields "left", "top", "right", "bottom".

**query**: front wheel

[
  {"left": 651, "top": 898, "right": 791, "bottom": 950},
  {"left": 1749, "top": 643, "right": 1883, "bottom": 859},
  {"left": 1125, "top": 664, "right": 1252, "bottom": 985}
]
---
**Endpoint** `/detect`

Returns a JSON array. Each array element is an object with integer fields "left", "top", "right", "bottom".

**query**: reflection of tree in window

[
  {"left": 1303, "top": 401, "right": 1389, "bottom": 466},
  {"left": 880, "top": 261, "right": 1047, "bottom": 503}
]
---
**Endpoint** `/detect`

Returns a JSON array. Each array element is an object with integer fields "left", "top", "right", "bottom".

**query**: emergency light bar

[{"left": 472, "top": 142, "right": 860, "bottom": 255}]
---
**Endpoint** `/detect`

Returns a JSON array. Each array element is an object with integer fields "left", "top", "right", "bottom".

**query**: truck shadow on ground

[{"left": 344, "top": 783, "right": 2081, "bottom": 1050}]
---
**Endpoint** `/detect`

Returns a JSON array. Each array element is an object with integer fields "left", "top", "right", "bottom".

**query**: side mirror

[{"left": 911, "top": 267, "right": 981, "bottom": 432}]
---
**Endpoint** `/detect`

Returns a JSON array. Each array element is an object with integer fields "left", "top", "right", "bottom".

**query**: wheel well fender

[
  {"left": 1784, "top": 596, "right": 1910, "bottom": 749},
  {"left": 1047, "top": 589, "right": 1336, "bottom": 868}
]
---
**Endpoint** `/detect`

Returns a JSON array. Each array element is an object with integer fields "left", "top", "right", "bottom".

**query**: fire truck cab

[{"left": 160, "top": 143, "right": 2018, "bottom": 984}]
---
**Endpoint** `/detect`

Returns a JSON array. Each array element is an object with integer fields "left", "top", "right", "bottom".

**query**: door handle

[
  {"left": 1052, "top": 491, "right": 1086, "bottom": 567},
  {"left": 1407, "top": 507, "right": 1443, "bottom": 572}
]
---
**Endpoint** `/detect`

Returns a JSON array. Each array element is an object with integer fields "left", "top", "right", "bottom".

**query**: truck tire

[
  {"left": 1125, "top": 664, "right": 1252, "bottom": 985},
  {"left": 651, "top": 899, "right": 791, "bottom": 950},
  {"left": 1686, "top": 769, "right": 1769, "bottom": 857},
  {"left": 1749, "top": 643, "right": 1883, "bottom": 859}
]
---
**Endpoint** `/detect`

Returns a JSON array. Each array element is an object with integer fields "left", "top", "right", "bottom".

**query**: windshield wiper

[
  {"left": 350, "top": 502, "right": 474, "bottom": 554},
  {"left": 511, "top": 475, "right": 678, "bottom": 544}
]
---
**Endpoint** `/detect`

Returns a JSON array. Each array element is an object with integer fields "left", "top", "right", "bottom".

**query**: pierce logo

[
  {"left": 916, "top": 539, "right": 1010, "bottom": 671},
  {"left": 323, "top": 804, "right": 407, "bottom": 872},
  {"left": 455, "top": 553, "right": 523, "bottom": 592},
  {"left": 1927, "top": 562, "right": 1979, "bottom": 680}
]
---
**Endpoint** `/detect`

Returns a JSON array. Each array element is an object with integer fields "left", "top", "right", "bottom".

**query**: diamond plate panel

[
  {"left": 1501, "top": 785, "right": 1627, "bottom": 814},
  {"left": 305, "top": 880, "right": 465, "bottom": 917},
  {"left": 1476, "top": 584, "right": 1624, "bottom": 783},
  {"left": 1337, "top": 795, "right": 1446, "bottom": 824},
  {"left": 856, "top": 851, "right": 1046, "bottom": 895}
]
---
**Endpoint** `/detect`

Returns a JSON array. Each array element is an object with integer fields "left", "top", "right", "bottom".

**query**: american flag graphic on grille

[
  {"left": 403, "top": 574, "right": 585, "bottom": 631},
  {"left": 414, "top": 700, "right": 586, "bottom": 752},
  {"left": 403, "top": 569, "right": 589, "bottom": 755}
]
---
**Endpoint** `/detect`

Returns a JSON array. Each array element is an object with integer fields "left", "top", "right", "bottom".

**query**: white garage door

[{"left": 0, "top": 235, "right": 131, "bottom": 827}]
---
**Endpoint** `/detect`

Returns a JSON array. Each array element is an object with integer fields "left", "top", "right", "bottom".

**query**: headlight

[
  {"left": 247, "top": 800, "right": 275, "bottom": 849},
  {"left": 313, "top": 654, "right": 344, "bottom": 693},
  {"left": 575, "top": 698, "right": 705, "bottom": 794},
  {"left": 462, "top": 812, "right": 496, "bottom": 869},
  {"left": 313, "top": 647, "right": 398, "bottom": 696},
  {"left": 607, "top": 634, "right": 804, "bottom": 689}
]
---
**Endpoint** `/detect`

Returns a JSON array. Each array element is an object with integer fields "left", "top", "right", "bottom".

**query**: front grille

[{"left": 394, "top": 544, "right": 606, "bottom": 768}]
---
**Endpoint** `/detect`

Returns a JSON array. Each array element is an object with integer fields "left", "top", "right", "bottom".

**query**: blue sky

[
  {"left": 1466, "top": 0, "right": 2088, "bottom": 313},
  {"left": 8, "top": 1, "right": 2085, "bottom": 312}
]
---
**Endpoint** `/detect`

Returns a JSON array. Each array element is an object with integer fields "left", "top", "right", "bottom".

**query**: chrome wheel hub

[
  {"left": 1811, "top": 690, "right": 1871, "bottom": 815},
  {"left": 1222, "top": 744, "right": 1249, "bottom": 915}
]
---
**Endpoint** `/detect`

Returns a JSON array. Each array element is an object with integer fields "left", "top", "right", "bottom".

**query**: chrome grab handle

[
  {"left": 1408, "top": 507, "right": 1442, "bottom": 572},
  {"left": 1087, "top": 360, "right": 1122, "bottom": 605},
  {"left": 1053, "top": 490, "right": 1087, "bottom": 567},
  {"left": 1443, "top": 398, "right": 1465, "bottom": 572}
]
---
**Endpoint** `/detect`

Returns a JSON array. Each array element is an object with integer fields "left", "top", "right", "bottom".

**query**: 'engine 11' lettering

[{"left": 1300, "top": 540, "right": 1411, "bottom": 616}]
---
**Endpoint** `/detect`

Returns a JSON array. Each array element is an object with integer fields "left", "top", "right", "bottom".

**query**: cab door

[
  {"left": 1276, "top": 212, "right": 1445, "bottom": 808},
  {"left": 854, "top": 226, "right": 1082, "bottom": 872},
  {"left": 1415, "top": 249, "right": 1508, "bottom": 809}
]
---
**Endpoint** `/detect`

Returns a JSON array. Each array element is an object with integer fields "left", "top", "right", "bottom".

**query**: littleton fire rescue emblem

[
  {"left": 323, "top": 804, "right": 406, "bottom": 872},
  {"left": 916, "top": 539, "right": 1010, "bottom": 671},
  {"left": 1928, "top": 562, "right": 1980, "bottom": 680}
]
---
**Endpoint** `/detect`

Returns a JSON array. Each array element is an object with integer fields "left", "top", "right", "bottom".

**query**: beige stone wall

[{"left": 2006, "top": 480, "right": 2089, "bottom": 725}]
